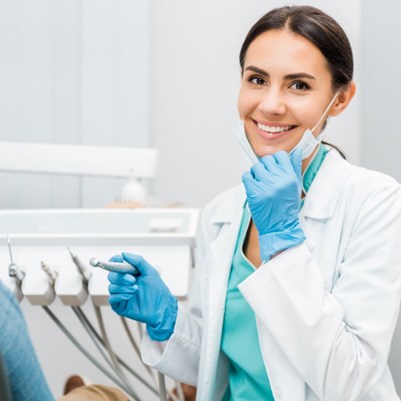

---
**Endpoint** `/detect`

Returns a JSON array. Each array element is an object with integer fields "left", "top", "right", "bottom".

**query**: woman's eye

[
  {"left": 248, "top": 76, "right": 266, "bottom": 86},
  {"left": 290, "top": 81, "right": 310, "bottom": 91}
]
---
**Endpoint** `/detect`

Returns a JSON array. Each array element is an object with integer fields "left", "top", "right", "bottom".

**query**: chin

[{"left": 254, "top": 146, "right": 284, "bottom": 158}]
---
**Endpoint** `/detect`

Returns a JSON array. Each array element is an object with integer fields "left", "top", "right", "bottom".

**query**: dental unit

[
  {"left": 0, "top": 143, "right": 196, "bottom": 401},
  {"left": 0, "top": 209, "right": 198, "bottom": 401}
]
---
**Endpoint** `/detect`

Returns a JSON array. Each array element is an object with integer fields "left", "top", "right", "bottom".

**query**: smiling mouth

[{"left": 256, "top": 121, "right": 297, "bottom": 133}]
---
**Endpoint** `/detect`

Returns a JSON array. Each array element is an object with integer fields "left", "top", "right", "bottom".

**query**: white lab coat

[{"left": 142, "top": 149, "right": 401, "bottom": 401}]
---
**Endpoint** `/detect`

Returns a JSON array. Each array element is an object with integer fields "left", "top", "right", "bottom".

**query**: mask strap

[{"left": 310, "top": 91, "right": 340, "bottom": 134}]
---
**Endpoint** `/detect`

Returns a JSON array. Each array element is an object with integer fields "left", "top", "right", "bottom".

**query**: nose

[{"left": 257, "top": 88, "right": 286, "bottom": 116}]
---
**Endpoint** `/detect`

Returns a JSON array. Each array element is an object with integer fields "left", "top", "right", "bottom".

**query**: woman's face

[{"left": 237, "top": 29, "right": 336, "bottom": 158}]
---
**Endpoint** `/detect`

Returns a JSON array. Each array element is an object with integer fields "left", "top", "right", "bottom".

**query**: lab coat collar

[
  {"left": 301, "top": 149, "right": 348, "bottom": 219},
  {"left": 209, "top": 185, "right": 246, "bottom": 225}
]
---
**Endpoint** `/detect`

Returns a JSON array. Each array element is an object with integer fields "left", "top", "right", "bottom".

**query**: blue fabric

[
  {"left": 302, "top": 144, "right": 328, "bottom": 194},
  {"left": 221, "top": 206, "right": 274, "bottom": 401},
  {"left": 0, "top": 281, "right": 54, "bottom": 401}
]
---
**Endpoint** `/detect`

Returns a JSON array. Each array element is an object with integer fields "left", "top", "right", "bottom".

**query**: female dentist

[{"left": 108, "top": 5, "right": 401, "bottom": 401}]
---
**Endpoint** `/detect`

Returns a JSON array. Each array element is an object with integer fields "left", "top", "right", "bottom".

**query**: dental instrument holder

[
  {"left": 0, "top": 208, "right": 199, "bottom": 307},
  {"left": 6, "top": 236, "right": 25, "bottom": 301},
  {"left": 22, "top": 261, "right": 57, "bottom": 305},
  {"left": 67, "top": 247, "right": 92, "bottom": 285},
  {"left": 7, "top": 261, "right": 25, "bottom": 301},
  {"left": 0, "top": 142, "right": 158, "bottom": 205},
  {"left": 40, "top": 261, "right": 59, "bottom": 286},
  {"left": 54, "top": 248, "right": 91, "bottom": 306},
  {"left": 7, "top": 234, "right": 58, "bottom": 306},
  {"left": 55, "top": 266, "right": 89, "bottom": 306}
]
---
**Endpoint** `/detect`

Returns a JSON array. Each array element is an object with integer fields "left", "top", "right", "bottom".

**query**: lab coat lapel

[
  {"left": 299, "top": 150, "right": 349, "bottom": 289},
  {"left": 301, "top": 150, "right": 347, "bottom": 220},
  {"left": 200, "top": 187, "right": 245, "bottom": 400},
  {"left": 208, "top": 186, "right": 246, "bottom": 318}
]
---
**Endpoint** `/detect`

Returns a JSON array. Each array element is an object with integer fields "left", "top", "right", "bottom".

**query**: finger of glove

[
  {"left": 241, "top": 171, "right": 253, "bottom": 184},
  {"left": 108, "top": 271, "right": 136, "bottom": 286},
  {"left": 242, "top": 171, "right": 260, "bottom": 193},
  {"left": 289, "top": 148, "right": 303, "bottom": 182},
  {"left": 250, "top": 162, "right": 271, "bottom": 182},
  {"left": 122, "top": 252, "right": 154, "bottom": 275},
  {"left": 109, "top": 254, "right": 124, "bottom": 263},
  {"left": 108, "top": 283, "right": 138, "bottom": 295},
  {"left": 271, "top": 151, "right": 294, "bottom": 172},
  {"left": 108, "top": 293, "right": 135, "bottom": 305},
  {"left": 260, "top": 154, "right": 283, "bottom": 175}
]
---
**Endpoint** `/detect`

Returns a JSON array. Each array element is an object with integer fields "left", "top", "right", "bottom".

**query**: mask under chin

[
  {"left": 290, "top": 129, "right": 322, "bottom": 160},
  {"left": 236, "top": 121, "right": 322, "bottom": 166},
  {"left": 236, "top": 120, "right": 259, "bottom": 167}
]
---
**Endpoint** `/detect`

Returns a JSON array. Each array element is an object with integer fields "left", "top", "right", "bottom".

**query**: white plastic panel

[
  {"left": 0, "top": 208, "right": 199, "bottom": 303},
  {"left": 0, "top": 208, "right": 199, "bottom": 245}
]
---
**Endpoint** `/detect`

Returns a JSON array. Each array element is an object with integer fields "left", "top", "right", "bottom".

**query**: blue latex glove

[
  {"left": 241, "top": 148, "right": 306, "bottom": 262},
  {"left": 107, "top": 252, "right": 178, "bottom": 342}
]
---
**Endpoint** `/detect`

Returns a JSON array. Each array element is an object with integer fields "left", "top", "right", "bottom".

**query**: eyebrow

[{"left": 244, "top": 65, "right": 316, "bottom": 81}]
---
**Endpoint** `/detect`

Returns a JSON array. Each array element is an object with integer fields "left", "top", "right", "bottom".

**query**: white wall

[
  {"left": 360, "top": 1, "right": 401, "bottom": 182},
  {"left": 0, "top": 0, "right": 360, "bottom": 210},
  {"left": 0, "top": 0, "right": 150, "bottom": 208},
  {"left": 360, "top": 1, "right": 401, "bottom": 391}
]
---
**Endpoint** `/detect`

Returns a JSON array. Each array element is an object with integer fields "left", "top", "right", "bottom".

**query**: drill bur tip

[{"left": 89, "top": 257, "right": 100, "bottom": 267}]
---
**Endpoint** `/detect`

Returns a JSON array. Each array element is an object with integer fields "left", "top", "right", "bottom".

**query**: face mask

[
  {"left": 290, "top": 91, "right": 339, "bottom": 159},
  {"left": 236, "top": 92, "right": 340, "bottom": 165},
  {"left": 235, "top": 120, "right": 259, "bottom": 166}
]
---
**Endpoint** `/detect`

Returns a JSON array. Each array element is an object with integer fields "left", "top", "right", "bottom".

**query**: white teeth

[{"left": 257, "top": 123, "right": 292, "bottom": 133}]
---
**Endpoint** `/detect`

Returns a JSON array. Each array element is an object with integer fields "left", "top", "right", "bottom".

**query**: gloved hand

[
  {"left": 107, "top": 252, "right": 178, "bottom": 342},
  {"left": 242, "top": 148, "right": 306, "bottom": 262}
]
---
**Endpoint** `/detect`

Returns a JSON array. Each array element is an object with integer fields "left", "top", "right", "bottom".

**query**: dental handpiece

[
  {"left": 40, "top": 261, "right": 59, "bottom": 286},
  {"left": 89, "top": 258, "right": 138, "bottom": 275},
  {"left": 67, "top": 247, "right": 92, "bottom": 283}
]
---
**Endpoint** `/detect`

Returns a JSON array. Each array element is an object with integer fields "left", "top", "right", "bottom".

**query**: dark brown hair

[
  {"left": 239, "top": 6, "right": 353, "bottom": 158},
  {"left": 240, "top": 5, "right": 353, "bottom": 89}
]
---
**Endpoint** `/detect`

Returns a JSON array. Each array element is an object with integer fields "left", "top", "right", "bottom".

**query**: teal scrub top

[{"left": 220, "top": 145, "right": 328, "bottom": 401}]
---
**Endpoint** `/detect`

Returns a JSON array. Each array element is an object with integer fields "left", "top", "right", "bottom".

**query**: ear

[{"left": 329, "top": 81, "right": 356, "bottom": 117}]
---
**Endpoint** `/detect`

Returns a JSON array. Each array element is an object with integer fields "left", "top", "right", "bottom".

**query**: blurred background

[{"left": 2, "top": 0, "right": 399, "bottom": 210}]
